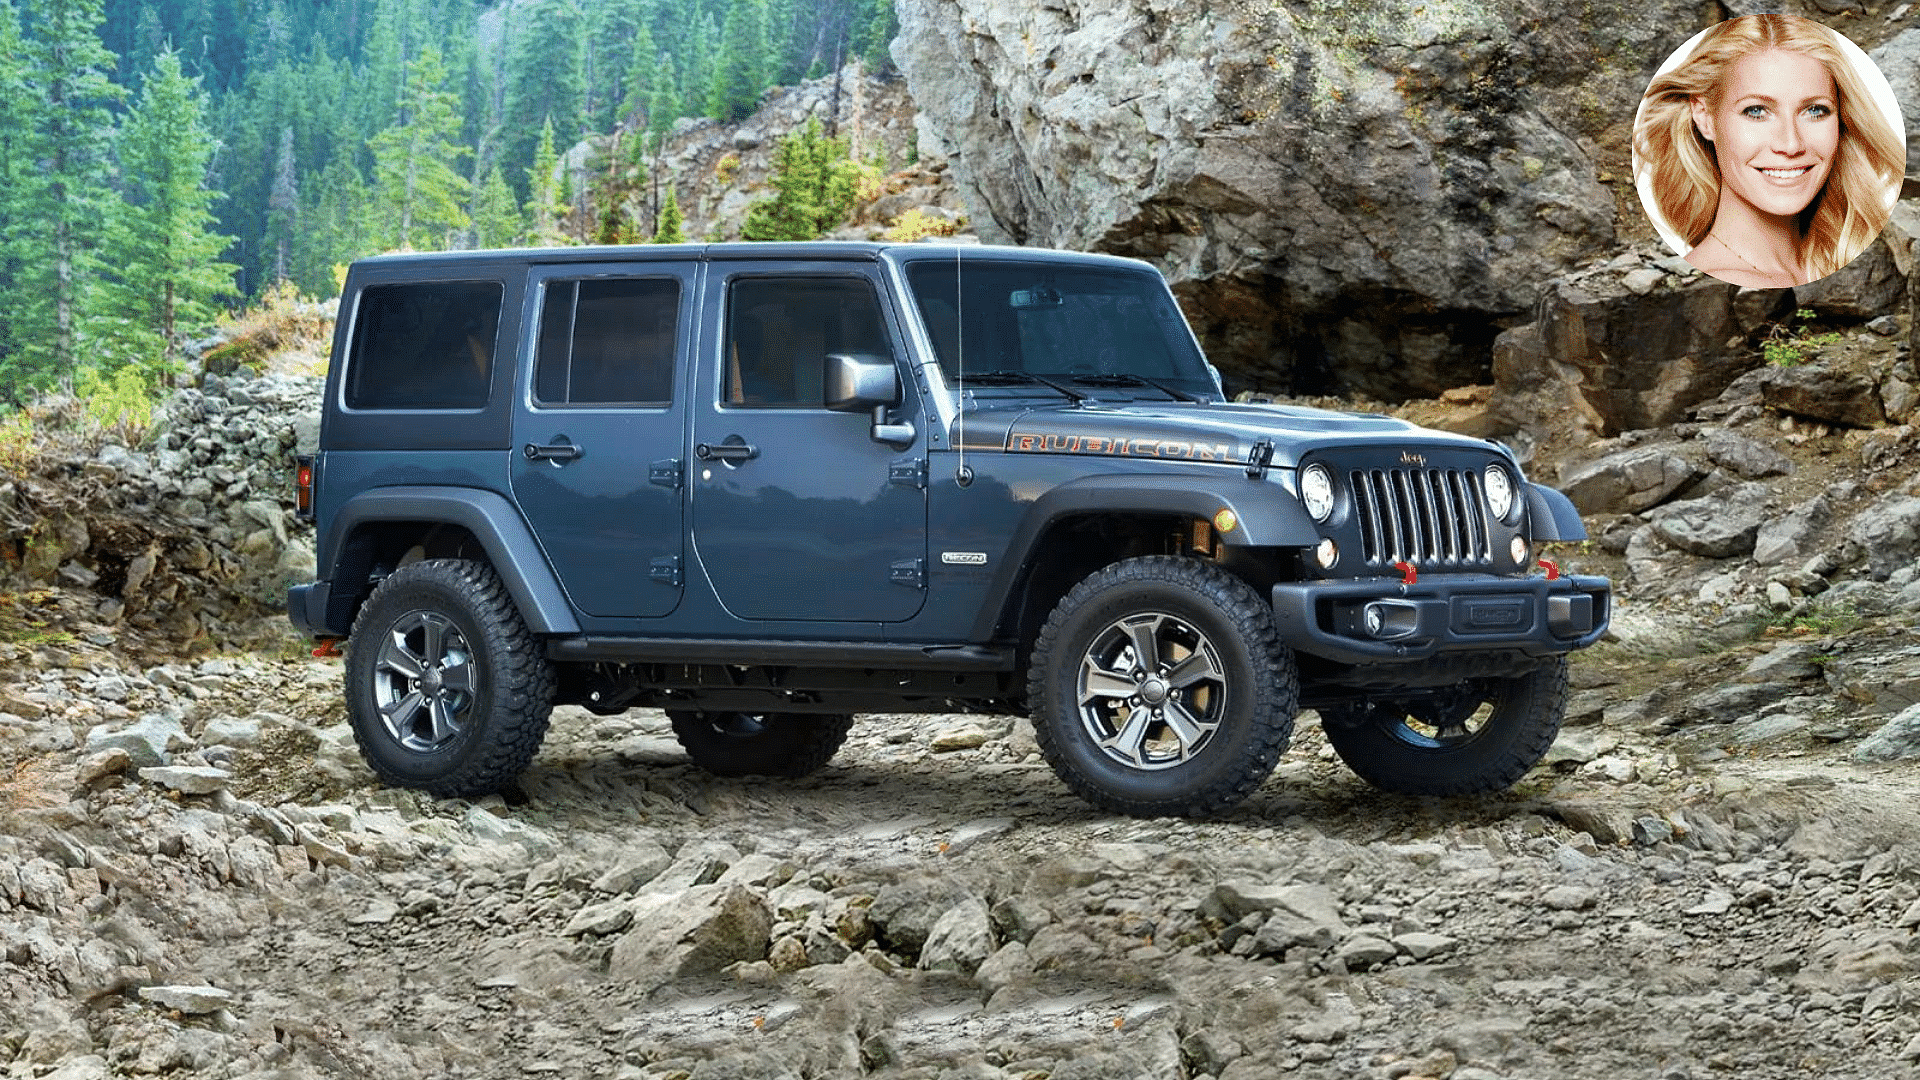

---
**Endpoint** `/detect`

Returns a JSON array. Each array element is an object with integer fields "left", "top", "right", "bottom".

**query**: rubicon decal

[
  {"left": 941, "top": 552, "right": 988, "bottom": 565},
  {"left": 1007, "top": 433, "right": 1237, "bottom": 461}
]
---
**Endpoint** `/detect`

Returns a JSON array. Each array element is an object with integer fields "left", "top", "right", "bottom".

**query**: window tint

[
  {"left": 534, "top": 278, "right": 680, "bottom": 407},
  {"left": 346, "top": 280, "right": 501, "bottom": 410},
  {"left": 725, "top": 277, "right": 890, "bottom": 407}
]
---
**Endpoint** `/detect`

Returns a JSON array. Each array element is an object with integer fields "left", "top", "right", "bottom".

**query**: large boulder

[
  {"left": 893, "top": 0, "right": 1708, "bottom": 398},
  {"left": 1557, "top": 445, "right": 1701, "bottom": 516},
  {"left": 1490, "top": 268, "right": 1786, "bottom": 439}
]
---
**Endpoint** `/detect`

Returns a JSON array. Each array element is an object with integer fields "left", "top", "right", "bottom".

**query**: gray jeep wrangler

[{"left": 289, "top": 242, "right": 1609, "bottom": 817}]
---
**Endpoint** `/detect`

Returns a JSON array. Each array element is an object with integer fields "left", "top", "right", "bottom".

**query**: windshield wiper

[
  {"left": 958, "top": 370, "right": 1088, "bottom": 403},
  {"left": 1064, "top": 372, "right": 1205, "bottom": 403}
]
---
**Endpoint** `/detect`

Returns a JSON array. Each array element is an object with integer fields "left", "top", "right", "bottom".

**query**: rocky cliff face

[{"left": 891, "top": 0, "right": 1911, "bottom": 400}]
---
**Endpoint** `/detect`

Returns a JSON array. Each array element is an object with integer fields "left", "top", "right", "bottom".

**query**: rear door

[
  {"left": 689, "top": 262, "right": 928, "bottom": 622},
  {"left": 510, "top": 263, "right": 694, "bottom": 618}
]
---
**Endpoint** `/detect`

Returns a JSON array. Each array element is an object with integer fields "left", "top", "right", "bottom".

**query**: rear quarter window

[{"left": 345, "top": 280, "right": 504, "bottom": 410}]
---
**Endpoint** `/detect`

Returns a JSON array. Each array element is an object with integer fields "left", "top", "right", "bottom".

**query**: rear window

[
  {"left": 345, "top": 280, "right": 502, "bottom": 410},
  {"left": 534, "top": 278, "right": 679, "bottom": 407}
]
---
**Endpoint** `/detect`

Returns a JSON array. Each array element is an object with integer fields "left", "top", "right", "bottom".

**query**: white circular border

[{"left": 1631, "top": 17, "right": 1906, "bottom": 259}]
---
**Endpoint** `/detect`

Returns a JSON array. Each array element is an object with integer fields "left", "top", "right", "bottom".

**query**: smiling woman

[{"left": 1633, "top": 14, "right": 1905, "bottom": 288}]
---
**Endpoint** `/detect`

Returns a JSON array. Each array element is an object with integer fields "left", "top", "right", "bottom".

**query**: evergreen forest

[{"left": 0, "top": 0, "right": 897, "bottom": 407}]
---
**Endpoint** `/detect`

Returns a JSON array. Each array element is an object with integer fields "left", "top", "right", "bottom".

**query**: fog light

[
  {"left": 1363, "top": 603, "right": 1385, "bottom": 636},
  {"left": 1510, "top": 536, "right": 1530, "bottom": 566},
  {"left": 1314, "top": 538, "right": 1338, "bottom": 569}
]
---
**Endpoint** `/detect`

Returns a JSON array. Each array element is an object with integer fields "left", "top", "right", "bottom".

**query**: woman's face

[{"left": 1691, "top": 47, "right": 1840, "bottom": 221}]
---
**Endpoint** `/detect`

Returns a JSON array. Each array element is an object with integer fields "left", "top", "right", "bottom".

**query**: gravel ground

[{"left": 4, "top": 603, "right": 1920, "bottom": 1080}]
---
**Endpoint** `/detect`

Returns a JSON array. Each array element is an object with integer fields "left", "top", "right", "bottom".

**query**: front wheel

[
  {"left": 345, "top": 558, "right": 556, "bottom": 797},
  {"left": 1319, "top": 657, "right": 1569, "bottom": 796},
  {"left": 668, "top": 711, "right": 854, "bottom": 778},
  {"left": 1027, "top": 556, "right": 1298, "bottom": 818}
]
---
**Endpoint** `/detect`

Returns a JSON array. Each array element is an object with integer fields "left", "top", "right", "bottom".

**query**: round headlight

[
  {"left": 1484, "top": 464, "right": 1515, "bottom": 521},
  {"left": 1300, "top": 464, "right": 1335, "bottom": 523}
]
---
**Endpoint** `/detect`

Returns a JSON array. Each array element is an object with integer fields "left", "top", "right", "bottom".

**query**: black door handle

[
  {"left": 695, "top": 439, "right": 757, "bottom": 463},
  {"left": 524, "top": 442, "right": 583, "bottom": 462}
]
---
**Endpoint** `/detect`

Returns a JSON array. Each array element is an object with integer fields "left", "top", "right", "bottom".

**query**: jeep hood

[{"left": 954, "top": 401, "right": 1503, "bottom": 469}]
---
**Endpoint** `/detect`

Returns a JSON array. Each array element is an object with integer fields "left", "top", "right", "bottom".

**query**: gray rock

[
  {"left": 1762, "top": 363, "right": 1886, "bottom": 430},
  {"left": 1702, "top": 428, "right": 1792, "bottom": 479},
  {"left": 1334, "top": 934, "right": 1397, "bottom": 971},
  {"left": 1210, "top": 882, "right": 1347, "bottom": 934},
  {"left": 918, "top": 897, "right": 993, "bottom": 974},
  {"left": 606, "top": 884, "right": 772, "bottom": 990},
  {"left": 974, "top": 939, "right": 1034, "bottom": 996},
  {"left": 1848, "top": 495, "right": 1920, "bottom": 579},
  {"left": 1393, "top": 932, "right": 1460, "bottom": 960},
  {"left": 1543, "top": 729, "right": 1620, "bottom": 768},
  {"left": 1558, "top": 446, "right": 1699, "bottom": 515},
  {"left": 1794, "top": 238, "right": 1905, "bottom": 319},
  {"left": 1740, "top": 644, "right": 1822, "bottom": 683},
  {"left": 137, "top": 766, "right": 231, "bottom": 795},
  {"left": 198, "top": 715, "right": 264, "bottom": 749},
  {"left": 1753, "top": 494, "right": 1832, "bottom": 566},
  {"left": 1647, "top": 484, "right": 1767, "bottom": 558},
  {"left": 1854, "top": 704, "right": 1920, "bottom": 763},
  {"left": 75, "top": 748, "right": 131, "bottom": 785},
  {"left": 138, "top": 984, "right": 234, "bottom": 1014},
  {"left": 562, "top": 900, "right": 635, "bottom": 937},
  {"left": 86, "top": 712, "right": 189, "bottom": 769},
  {"left": 869, "top": 877, "right": 978, "bottom": 954},
  {"left": 591, "top": 841, "right": 673, "bottom": 894},
  {"left": 639, "top": 840, "right": 738, "bottom": 895},
  {"left": 1871, "top": 29, "right": 1920, "bottom": 176}
]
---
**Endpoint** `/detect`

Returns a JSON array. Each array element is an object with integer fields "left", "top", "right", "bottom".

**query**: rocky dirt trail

[{"left": 6, "top": 598, "right": 1920, "bottom": 1080}]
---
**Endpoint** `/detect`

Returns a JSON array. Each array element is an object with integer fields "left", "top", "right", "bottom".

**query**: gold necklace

[{"left": 1707, "top": 233, "right": 1784, "bottom": 283}]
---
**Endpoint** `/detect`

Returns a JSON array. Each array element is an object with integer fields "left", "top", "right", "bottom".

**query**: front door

[
  {"left": 510, "top": 264, "right": 694, "bottom": 619},
  {"left": 689, "top": 265, "right": 927, "bottom": 622}
]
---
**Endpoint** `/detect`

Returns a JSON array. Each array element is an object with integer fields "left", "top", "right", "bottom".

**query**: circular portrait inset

[{"left": 1632, "top": 14, "right": 1905, "bottom": 288}]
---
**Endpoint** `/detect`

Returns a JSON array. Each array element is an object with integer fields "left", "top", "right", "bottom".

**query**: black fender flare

[
  {"left": 321, "top": 486, "right": 581, "bottom": 635},
  {"left": 1524, "top": 483, "right": 1588, "bottom": 542},
  {"left": 969, "top": 472, "right": 1319, "bottom": 641}
]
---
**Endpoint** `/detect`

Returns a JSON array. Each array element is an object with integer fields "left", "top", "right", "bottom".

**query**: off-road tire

[
  {"left": 1026, "top": 556, "right": 1298, "bottom": 818},
  {"left": 345, "top": 558, "right": 555, "bottom": 797},
  {"left": 1320, "top": 656, "right": 1569, "bottom": 796},
  {"left": 668, "top": 712, "right": 855, "bottom": 778}
]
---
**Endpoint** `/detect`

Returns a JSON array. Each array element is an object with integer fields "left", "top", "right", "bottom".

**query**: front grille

[{"left": 1349, "top": 467, "right": 1493, "bottom": 568}]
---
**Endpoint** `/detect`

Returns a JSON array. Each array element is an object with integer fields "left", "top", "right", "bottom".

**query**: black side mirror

[{"left": 824, "top": 353, "right": 914, "bottom": 448}]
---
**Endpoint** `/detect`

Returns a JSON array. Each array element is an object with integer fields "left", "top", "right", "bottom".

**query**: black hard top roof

[{"left": 345, "top": 241, "right": 1156, "bottom": 273}]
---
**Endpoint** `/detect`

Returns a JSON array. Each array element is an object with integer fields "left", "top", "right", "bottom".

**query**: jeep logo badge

[{"left": 1400, "top": 451, "right": 1427, "bottom": 467}]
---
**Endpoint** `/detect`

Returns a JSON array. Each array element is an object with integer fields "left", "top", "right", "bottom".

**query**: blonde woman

[{"left": 1634, "top": 14, "right": 1904, "bottom": 288}]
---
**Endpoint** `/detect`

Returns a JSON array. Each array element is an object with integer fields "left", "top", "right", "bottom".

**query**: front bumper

[{"left": 1271, "top": 572, "right": 1610, "bottom": 666}]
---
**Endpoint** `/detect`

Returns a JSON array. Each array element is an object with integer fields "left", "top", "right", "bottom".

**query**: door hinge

[
  {"left": 889, "top": 458, "right": 928, "bottom": 489},
  {"left": 649, "top": 555, "right": 682, "bottom": 586},
  {"left": 650, "top": 458, "right": 684, "bottom": 489},
  {"left": 890, "top": 558, "right": 926, "bottom": 589},
  {"left": 1245, "top": 438, "right": 1275, "bottom": 480}
]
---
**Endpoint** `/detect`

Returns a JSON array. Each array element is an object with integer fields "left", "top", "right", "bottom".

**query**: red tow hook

[
  {"left": 1539, "top": 558, "right": 1561, "bottom": 581},
  {"left": 312, "top": 638, "right": 345, "bottom": 659},
  {"left": 1393, "top": 561, "right": 1418, "bottom": 586}
]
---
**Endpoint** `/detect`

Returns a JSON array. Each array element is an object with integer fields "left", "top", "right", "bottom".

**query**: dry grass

[{"left": 203, "top": 282, "right": 334, "bottom": 378}]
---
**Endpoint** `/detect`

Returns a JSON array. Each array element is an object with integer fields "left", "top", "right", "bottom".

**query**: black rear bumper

[
  {"left": 1271, "top": 573, "right": 1610, "bottom": 666},
  {"left": 286, "top": 581, "right": 333, "bottom": 636}
]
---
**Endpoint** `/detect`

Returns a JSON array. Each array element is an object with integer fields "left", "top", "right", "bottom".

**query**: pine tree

[
  {"left": 523, "top": 116, "right": 569, "bottom": 246},
  {"left": 741, "top": 117, "right": 863, "bottom": 242},
  {"left": 645, "top": 50, "right": 679, "bottom": 139},
  {"left": 502, "top": 0, "right": 585, "bottom": 198},
  {"left": 91, "top": 49, "right": 237, "bottom": 378},
  {"left": 470, "top": 166, "right": 521, "bottom": 248},
  {"left": 707, "top": 0, "right": 767, "bottom": 122},
  {"left": 651, "top": 184, "right": 685, "bottom": 244},
  {"left": 368, "top": 45, "right": 472, "bottom": 251},
  {"left": 0, "top": 0, "right": 36, "bottom": 395},
  {"left": 11, "top": 0, "right": 125, "bottom": 390},
  {"left": 294, "top": 157, "right": 372, "bottom": 296}
]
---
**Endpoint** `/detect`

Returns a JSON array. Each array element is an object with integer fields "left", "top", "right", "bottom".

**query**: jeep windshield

[{"left": 904, "top": 260, "right": 1217, "bottom": 401}]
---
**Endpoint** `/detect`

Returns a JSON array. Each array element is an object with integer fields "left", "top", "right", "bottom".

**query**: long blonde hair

[{"left": 1634, "top": 14, "right": 1904, "bottom": 280}]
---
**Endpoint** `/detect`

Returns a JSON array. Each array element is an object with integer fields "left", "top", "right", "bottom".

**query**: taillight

[{"left": 295, "top": 454, "right": 315, "bottom": 519}]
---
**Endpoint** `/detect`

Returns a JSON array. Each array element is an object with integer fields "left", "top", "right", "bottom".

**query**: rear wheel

[
  {"left": 1027, "top": 556, "right": 1298, "bottom": 818},
  {"left": 668, "top": 711, "right": 854, "bottom": 778},
  {"left": 345, "top": 558, "right": 555, "bottom": 797},
  {"left": 1320, "top": 657, "right": 1568, "bottom": 796}
]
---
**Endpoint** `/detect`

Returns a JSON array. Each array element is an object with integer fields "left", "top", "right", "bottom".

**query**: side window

[
  {"left": 724, "top": 276, "right": 889, "bottom": 408},
  {"left": 534, "top": 277, "right": 680, "bottom": 407},
  {"left": 346, "top": 280, "right": 501, "bottom": 410}
]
